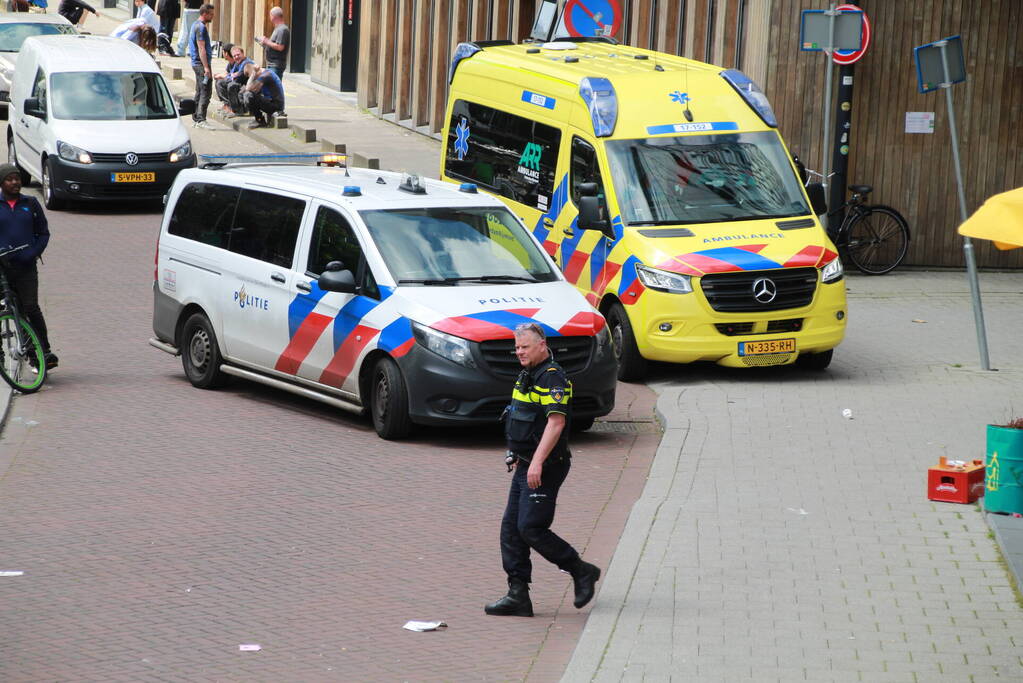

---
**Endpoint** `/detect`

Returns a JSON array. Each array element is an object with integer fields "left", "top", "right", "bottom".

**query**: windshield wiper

[
  {"left": 398, "top": 278, "right": 458, "bottom": 286},
  {"left": 462, "top": 275, "right": 538, "bottom": 283}
]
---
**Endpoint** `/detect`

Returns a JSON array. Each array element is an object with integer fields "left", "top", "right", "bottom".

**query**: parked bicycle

[
  {"left": 0, "top": 245, "right": 47, "bottom": 393},
  {"left": 802, "top": 168, "right": 911, "bottom": 275}
]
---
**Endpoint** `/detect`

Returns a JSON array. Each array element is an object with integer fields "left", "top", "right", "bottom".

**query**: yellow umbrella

[{"left": 958, "top": 186, "right": 1023, "bottom": 250}]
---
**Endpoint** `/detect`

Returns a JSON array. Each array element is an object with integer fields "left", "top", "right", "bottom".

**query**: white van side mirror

[{"left": 24, "top": 97, "right": 45, "bottom": 119}]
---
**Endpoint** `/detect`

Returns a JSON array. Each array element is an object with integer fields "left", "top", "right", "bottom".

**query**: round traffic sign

[
  {"left": 563, "top": 0, "right": 623, "bottom": 39},
  {"left": 832, "top": 4, "right": 870, "bottom": 65}
]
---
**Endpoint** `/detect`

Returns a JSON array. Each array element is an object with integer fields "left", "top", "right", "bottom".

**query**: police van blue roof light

[
  {"left": 343, "top": 186, "right": 361, "bottom": 197},
  {"left": 578, "top": 77, "right": 618, "bottom": 137},
  {"left": 720, "top": 69, "right": 777, "bottom": 127},
  {"left": 459, "top": 183, "right": 478, "bottom": 193},
  {"left": 449, "top": 42, "right": 482, "bottom": 84}
]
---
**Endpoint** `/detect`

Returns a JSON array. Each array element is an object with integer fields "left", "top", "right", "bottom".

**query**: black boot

[
  {"left": 570, "top": 559, "right": 601, "bottom": 608},
  {"left": 484, "top": 577, "right": 533, "bottom": 617}
]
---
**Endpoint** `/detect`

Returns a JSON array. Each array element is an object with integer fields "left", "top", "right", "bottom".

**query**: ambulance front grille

[
  {"left": 700, "top": 268, "right": 818, "bottom": 313},
  {"left": 478, "top": 336, "right": 593, "bottom": 377}
]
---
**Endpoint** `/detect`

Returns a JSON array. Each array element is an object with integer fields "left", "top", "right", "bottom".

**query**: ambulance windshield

[
  {"left": 605, "top": 131, "right": 810, "bottom": 226},
  {"left": 360, "top": 207, "right": 559, "bottom": 285}
]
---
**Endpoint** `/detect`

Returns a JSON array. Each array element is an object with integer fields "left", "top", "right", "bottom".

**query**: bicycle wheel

[
  {"left": 0, "top": 313, "right": 46, "bottom": 393},
  {"left": 843, "top": 205, "right": 910, "bottom": 275}
]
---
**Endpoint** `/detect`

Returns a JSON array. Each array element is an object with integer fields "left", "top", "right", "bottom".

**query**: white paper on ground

[
  {"left": 403, "top": 620, "right": 448, "bottom": 632},
  {"left": 0, "top": 571, "right": 25, "bottom": 577},
  {"left": 239, "top": 644, "right": 262, "bottom": 652}
]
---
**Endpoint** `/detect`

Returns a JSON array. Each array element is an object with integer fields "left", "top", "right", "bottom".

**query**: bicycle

[
  {"left": 802, "top": 168, "right": 911, "bottom": 275},
  {"left": 0, "top": 245, "right": 47, "bottom": 393}
]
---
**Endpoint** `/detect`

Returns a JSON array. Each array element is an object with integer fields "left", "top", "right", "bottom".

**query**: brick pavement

[
  {"left": 0, "top": 185, "right": 659, "bottom": 679},
  {"left": 566, "top": 271, "right": 1023, "bottom": 682}
]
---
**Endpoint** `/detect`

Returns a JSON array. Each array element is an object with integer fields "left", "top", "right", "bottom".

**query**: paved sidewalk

[{"left": 567, "top": 271, "right": 1023, "bottom": 681}]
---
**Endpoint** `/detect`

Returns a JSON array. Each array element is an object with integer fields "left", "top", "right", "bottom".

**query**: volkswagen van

[
  {"left": 150, "top": 157, "right": 616, "bottom": 439},
  {"left": 441, "top": 39, "right": 846, "bottom": 380},
  {"left": 8, "top": 34, "right": 195, "bottom": 209}
]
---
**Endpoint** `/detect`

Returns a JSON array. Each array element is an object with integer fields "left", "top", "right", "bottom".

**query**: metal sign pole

[
  {"left": 939, "top": 41, "right": 990, "bottom": 370},
  {"left": 821, "top": 5, "right": 837, "bottom": 197}
]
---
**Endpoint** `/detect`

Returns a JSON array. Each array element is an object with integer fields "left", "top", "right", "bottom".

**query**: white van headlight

[
  {"left": 169, "top": 141, "right": 192, "bottom": 163},
  {"left": 821, "top": 257, "right": 844, "bottom": 283},
  {"left": 57, "top": 141, "right": 92, "bottom": 164},
  {"left": 635, "top": 264, "right": 693, "bottom": 294},
  {"left": 412, "top": 322, "right": 476, "bottom": 368}
]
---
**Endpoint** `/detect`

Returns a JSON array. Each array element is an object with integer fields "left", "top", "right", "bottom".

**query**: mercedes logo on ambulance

[
  {"left": 125, "top": 153, "right": 139, "bottom": 166},
  {"left": 752, "top": 277, "right": 777, "bottom": 304}
]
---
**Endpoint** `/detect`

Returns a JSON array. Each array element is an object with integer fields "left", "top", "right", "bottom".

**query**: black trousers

[
  {"left": 192, "top": 64, "right": 212, "bottom": 122},
  {"left": 500, "top": 456, "right": 578, "bottom": 583},
  {"left": 7, "top": 265, "right": 51, "bottom": 353},
  {"left": 241, "top": 92, "right": 284, "bottom": 123}
]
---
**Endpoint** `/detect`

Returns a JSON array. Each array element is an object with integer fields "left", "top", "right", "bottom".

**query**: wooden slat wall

[
  {"left": 208, "top": 0, "right": 1019, "bottom": 267},
  {"left": 753, "top": 0, "right": 1022, "bottom": 268}
]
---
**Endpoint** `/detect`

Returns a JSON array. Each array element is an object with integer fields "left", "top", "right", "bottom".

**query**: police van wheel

[
  {"left": 571, "top": 416, "right": 595, "bottom": 433},
  {"left": 607, "top": 302, "right": 647, "bottom": 382},
  {"left": 181, "top": 312, "right": 228, "bottom": 389},
  {"left": 371, "top": 357, "right": 412, "bottom": 440}
]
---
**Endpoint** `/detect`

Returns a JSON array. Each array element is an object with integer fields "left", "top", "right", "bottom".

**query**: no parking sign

[
  {"left": 559, "top": 0, "right": 623, "bottom": 39},
  {"left": 832, "top": 4, "right": 871, "bottom": 65}
]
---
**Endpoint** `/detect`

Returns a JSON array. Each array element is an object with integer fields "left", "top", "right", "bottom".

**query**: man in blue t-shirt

[
  {"left": 187, "top": 3, "right": 215, "bottom": 129},
  {"left": 215, "top": 45, "right": 253, "bottom": 115},
  {"left": 241, "top": 64, "right": 285, "bottom": 129}
]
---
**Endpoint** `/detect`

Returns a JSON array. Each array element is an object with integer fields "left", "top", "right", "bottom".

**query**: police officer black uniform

[{"left": 485, "top": 323, "right": 600, "bottom": 617}]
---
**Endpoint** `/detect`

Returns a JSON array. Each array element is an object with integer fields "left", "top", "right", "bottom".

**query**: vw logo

[
  {"left": 752, "top": 277, "right": 778, "bottom": 304},
  {"left": 125, "top": 153, "right": 139, "bottom": 166}
]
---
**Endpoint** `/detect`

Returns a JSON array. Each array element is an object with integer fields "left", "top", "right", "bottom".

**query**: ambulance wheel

[
  {"left": 607, "top": 302, "right": 647, "bottom": 382},
  {"left": 797, "top": 348, "right": 833, "bottom": 371},
  {"left": 181, "top": 312, "right": 228, "bottom": 389},
  {"left": 371, "top": 357, "right": 412, "bottom": 440}
]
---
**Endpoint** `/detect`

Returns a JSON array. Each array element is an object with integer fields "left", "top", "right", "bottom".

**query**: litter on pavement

[
  {"left": 403, "top": 620, "right": 448, "bottom": 632},
  {"left": 239, "top": 644, "right": 262, "bottom": 652},
  {"left": 0, "top": 571, "right": 25, "bottom": 577}
]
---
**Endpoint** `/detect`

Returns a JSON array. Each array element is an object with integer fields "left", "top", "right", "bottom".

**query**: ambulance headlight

[
  {"left": 412, "top": 322, "right": 476, "bottom": 368},
  {"left": 635, "top": 264, "right": 693, "bottom": 294},
  {"left": 821, "top": 257, "right": 844, "bottom": 283}
]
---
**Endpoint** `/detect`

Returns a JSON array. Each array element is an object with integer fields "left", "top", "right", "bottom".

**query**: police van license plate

[
  {"left": 738, "top": 338, "right": 796, "bottom": 356},
  {"left": 111, "top": 172, "right": 155, "bottom": 183}
]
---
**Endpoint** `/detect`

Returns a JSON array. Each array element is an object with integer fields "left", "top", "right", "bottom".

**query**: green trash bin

[{"left": 985, "top": 425, "right": 1023, "bottom": 514}]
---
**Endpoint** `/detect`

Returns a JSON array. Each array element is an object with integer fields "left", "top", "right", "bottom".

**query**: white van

[
  {"left": 150, "top": 157, "right": 617, "bottom": 439},
  {"left": 7, "top": 34, "right": 196, "bottom": 209}
]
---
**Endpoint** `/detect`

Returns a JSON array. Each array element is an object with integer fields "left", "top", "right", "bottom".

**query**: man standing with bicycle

[{"left": 0, "top": 164, "right": 57, "bottom": 371}]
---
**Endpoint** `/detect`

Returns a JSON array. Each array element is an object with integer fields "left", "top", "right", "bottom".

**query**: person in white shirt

[{"left": 133, "top": 0, "right": 160, "bottom": 32}]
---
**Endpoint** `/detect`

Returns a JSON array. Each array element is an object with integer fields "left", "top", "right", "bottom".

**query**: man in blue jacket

[{"left": 0, "top": 164, "right": 57, "bottom": 371}]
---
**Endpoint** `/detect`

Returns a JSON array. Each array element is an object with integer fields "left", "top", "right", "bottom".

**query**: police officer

[{"left": 485, "top": 322, "right": 600, "bottom": 617}]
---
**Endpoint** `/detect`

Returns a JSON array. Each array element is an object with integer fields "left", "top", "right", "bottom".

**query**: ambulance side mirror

[
  {"left": 318, "top": 261, "right": 356, "bottom": 294},
  {"left": 577, "top": 182, "right": 613, "bottom": 239},
  {"left": 806, "top": 182, "right": 828, "bottom": 217}
]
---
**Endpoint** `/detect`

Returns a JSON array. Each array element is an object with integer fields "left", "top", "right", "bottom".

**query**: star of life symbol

[
  {"left": 454, "top": 118, "right": 470, "bottom": 160},
  {"left": 670, "top": 90, "right": 690, "bottom": 104}
]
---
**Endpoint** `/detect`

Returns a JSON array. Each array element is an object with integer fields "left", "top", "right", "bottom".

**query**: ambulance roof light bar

[{"left": 720, "top": 69, "right": 778, "bottom": 128}]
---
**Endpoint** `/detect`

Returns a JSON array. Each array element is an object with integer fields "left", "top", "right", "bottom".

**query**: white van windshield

[
  {"left": 605, "top": 131, "right": 810, "bottom": 226},
  {"left": 359, "top": 207, "right": 559, "bottom": 285},
  {"left": 0, "top": 23, "right": 76, "bottom": 52},
  {"left": 50, "top": 72, "right": 176, "bottom": 121}
]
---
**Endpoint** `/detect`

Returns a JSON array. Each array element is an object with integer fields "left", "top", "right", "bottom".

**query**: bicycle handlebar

[{"left": 0, "top": 244, "right": 29, "bottom": 259}]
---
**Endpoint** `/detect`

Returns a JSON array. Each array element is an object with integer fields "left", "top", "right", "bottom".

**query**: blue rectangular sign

[
  {"left": 646, "top": 122, "right": 739, "bottom": 135},
  {"left": 521, "top": 90, "right": 556, "bottom": 110},
  {"left": 914, "top": 35, "right": 966, "bottom": 93}
]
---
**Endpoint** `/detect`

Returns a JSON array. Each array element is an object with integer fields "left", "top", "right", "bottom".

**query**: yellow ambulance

[{"left": 441, "top": 38, "right": 846, "bottom": 380}]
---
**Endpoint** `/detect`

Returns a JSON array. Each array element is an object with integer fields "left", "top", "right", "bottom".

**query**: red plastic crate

[{"left": 927, "top": 457, "right": 985, "bottom": 504}]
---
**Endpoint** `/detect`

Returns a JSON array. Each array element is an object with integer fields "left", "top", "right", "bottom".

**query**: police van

[
  {"left": 441, "top": 39, "right": 847, "bottom": 380},
  {"left": 150, "top": 156, "right": 616, "bottom": 439}
]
